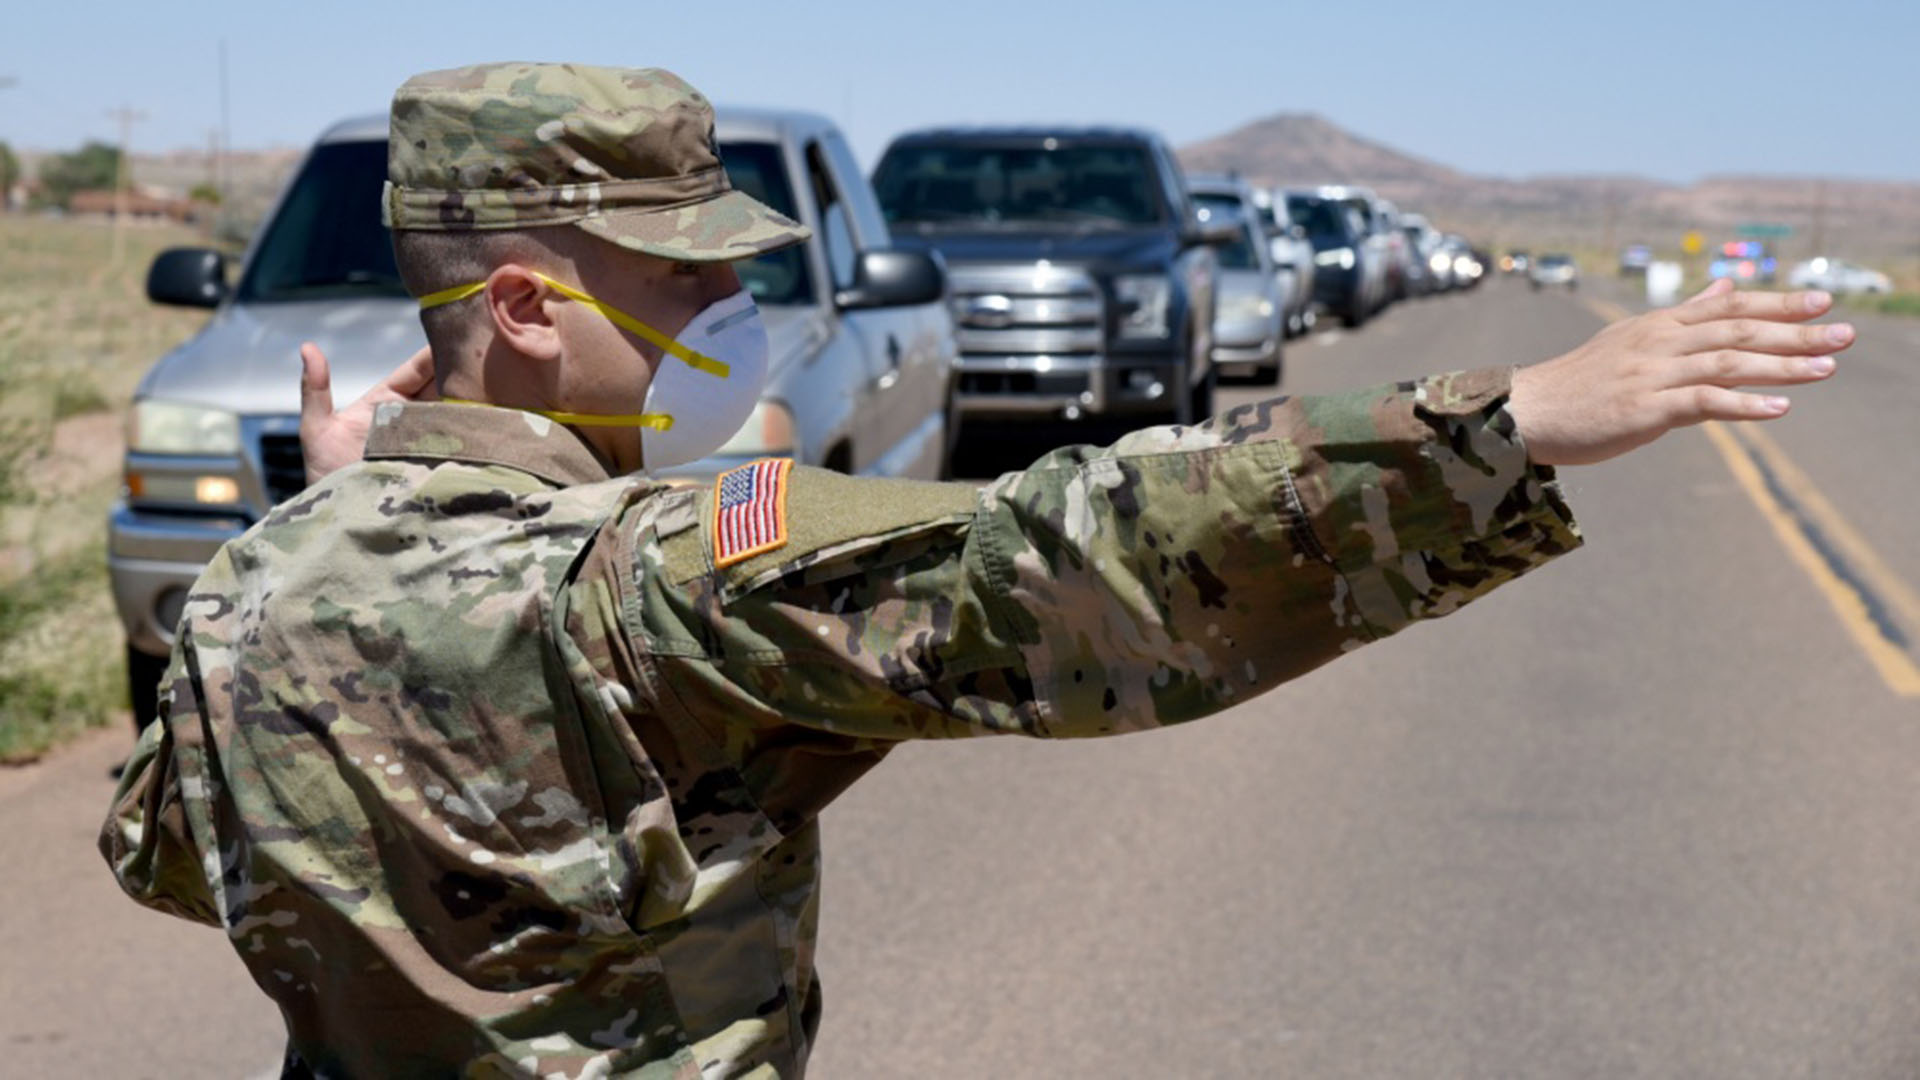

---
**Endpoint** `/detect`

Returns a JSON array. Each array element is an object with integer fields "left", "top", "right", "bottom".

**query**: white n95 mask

[
  {"left": 637, "top": 287, "right": 768, "bottom": 470},
  {"left": 418, "top": 273, "right": 770, "bottom": 471}
]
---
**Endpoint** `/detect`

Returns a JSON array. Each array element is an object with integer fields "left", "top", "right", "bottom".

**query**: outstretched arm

[{"left": 633, "top": 283, "right": 1847, "bottom": 745}]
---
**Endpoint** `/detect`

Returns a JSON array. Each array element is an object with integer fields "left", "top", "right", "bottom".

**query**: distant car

[
  {"left": 1530, "top": 253, "right": 1578, "bottom": 290},
  {"left": 1286, "top": 188, "right": 1388, "bottom": 327},
  {"left": 1371, "top": 198, "right": 1413, "bottom": 302},
  {"left": 1400, "top": 213, "right": 1448, "bottom": 294},
  {"left": 1187, "top": 174, "right": 1286, "bottom": 385},
  {"left": 1619, "top": 244, "right": 1653, "bottom": 276},
  {"left": 1708, "top": 240, "right": 1778, "bottom": 285},
  {"left": 1787, "top": 257, "right": 1891, "bottom": 295},
  {"left": 1501, "top": 250, "right": 1531, "bottom": 276},
  {"left": 1249, "top": 186, "right": 1317, "bottom": 337}
]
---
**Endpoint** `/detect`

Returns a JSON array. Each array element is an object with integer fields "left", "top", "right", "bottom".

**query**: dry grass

[{"left": 0, "top": 215, "right": 211, "bottom": 762}]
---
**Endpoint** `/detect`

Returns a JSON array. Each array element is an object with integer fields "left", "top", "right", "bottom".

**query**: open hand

[
  {"left": 1509, "top": 278, "right": 1849, "bottom": 466},
  {"left": 298, "top": 342, "right": 436, "bottom": 485}
]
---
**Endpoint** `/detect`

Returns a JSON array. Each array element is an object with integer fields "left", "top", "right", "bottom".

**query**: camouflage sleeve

[
  {"left": 100, "top": 581, "right": 224, "bottom": 927},
  {"left": 647, "top": 368, "right": 1579, "bottom": 743}
]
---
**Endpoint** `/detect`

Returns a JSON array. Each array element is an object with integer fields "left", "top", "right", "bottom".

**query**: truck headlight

[
  {"left": 1113, "top": 275, "right": 1171, "bottom": 339},
  {"left": 715, "top": 400, "right": 797, "bottom": 458},
  {"left": 128, "top": 400, "right": 241, "bottom": 455},
  {"left": 1220, "top": 292, "right": 1273, "bottom": 321},
  {"left": 1315, "top": 247, "right": 1355, "bottom": 270}
]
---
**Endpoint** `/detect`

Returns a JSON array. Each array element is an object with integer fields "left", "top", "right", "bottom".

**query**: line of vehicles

[{"left": 113, "top": 108, "right": 1487, "bottom": 727}]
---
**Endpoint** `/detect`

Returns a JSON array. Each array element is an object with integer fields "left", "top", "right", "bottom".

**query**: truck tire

[
  {"left": 1190, "top": 362, "right": 1217, "bottom": 421},
  {"left": 938, "top": 392, "right": 963, "bottom": 480},
  {"left": 1252, "top": 350, "right": 1283, "bottom": 388},
  {"left": 1342, "top": 295, "right": 1369, "bottom": 328},
  {"left": 127, "top": 643, "right": 168, "bottom": 735}
]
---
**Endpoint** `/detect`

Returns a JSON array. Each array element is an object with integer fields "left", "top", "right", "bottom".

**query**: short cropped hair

[{"left": 390, "top": 227, "right": 606, "bottom": 353}]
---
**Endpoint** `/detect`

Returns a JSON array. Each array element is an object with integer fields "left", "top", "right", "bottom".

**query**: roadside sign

[
  {"left": 1682, "top": 231, "right": 1704, "bottom": 256},
  {"left": 1736, "top": 223, "right": 1793, "bottom": 238}
]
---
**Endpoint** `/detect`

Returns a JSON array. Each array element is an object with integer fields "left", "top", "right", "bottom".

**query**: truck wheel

[
  {"left": 1188, "top": 360, "right": 1217, "bottom": 421},
  {"left": 938, "top": 393, "right": 963, "bottom": 480},
  {"left": 1342, "top": 296, "right": 1369, "bottom": 328},
  {"left": 127, "top": 643, "right": 168, "bottom": 735}
]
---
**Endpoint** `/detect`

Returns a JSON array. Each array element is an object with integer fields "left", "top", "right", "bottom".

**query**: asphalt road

[{"left": 7, "top": 277, "right": 1917, "bottom": 1078}]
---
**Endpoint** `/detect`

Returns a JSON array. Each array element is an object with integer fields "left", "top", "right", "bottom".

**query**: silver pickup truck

[{"left": 116, "top": 107, "right": 955, "bottom": 729}]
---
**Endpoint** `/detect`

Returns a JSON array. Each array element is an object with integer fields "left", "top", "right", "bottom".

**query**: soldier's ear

[{"left": 484, "top": 264, "right": 563, "bottom": 362}]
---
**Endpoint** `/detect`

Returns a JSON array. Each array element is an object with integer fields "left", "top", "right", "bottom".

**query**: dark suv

[{"left": 872, "top": 127, "right": 1230, "bottom": 429}]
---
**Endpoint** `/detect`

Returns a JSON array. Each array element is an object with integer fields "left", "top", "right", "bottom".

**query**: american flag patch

[{"left": 712, "top": 458, "right": 793, "bottom": 568}]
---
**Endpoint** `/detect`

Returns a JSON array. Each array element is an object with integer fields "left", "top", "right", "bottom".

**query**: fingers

[
  {"left": 298, "top": 342, "right": 333, "bottom": 426},
  {"left": 381, "top": 346, "right": 437, "bottom": 401},
  {"left": 1679, "top": 276, "right": 1734, "bottom": 308},
  {"left": 1677, "top": 316, "right": 1855, "bottom": 357},
  {"left": 1670, "top": 286, "right": 1833, "bottom": 326},
  {"left": 1662, "top": 350, "right": 1838, "bottom": 390},
  {"left": 1661, "top": 385, "right": 1791, "bottom": 427}
]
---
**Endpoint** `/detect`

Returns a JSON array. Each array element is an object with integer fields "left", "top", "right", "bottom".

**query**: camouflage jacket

[{"left": 104, "top": 370, "right": 1580, "bottom": 1078}]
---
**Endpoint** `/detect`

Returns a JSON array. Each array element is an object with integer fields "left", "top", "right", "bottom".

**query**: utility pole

[
  {"left": 105, "top": 104, "right": 148, "bottom": 266},
  {"left": 218, "top": 40, "right": 232, "bottom": 210}
]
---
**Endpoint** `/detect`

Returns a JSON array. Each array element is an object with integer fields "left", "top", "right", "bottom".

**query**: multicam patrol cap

[{"left": 383, "top": 61, "right": 811, "bottom": 262}]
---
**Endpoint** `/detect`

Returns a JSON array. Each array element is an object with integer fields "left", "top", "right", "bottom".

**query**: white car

[
  {"left": 1788, "top": 258, "right": 1891, "bottom": 295},
  {"left": 1529, "top": 253, "right": 1577, "bottom": 290}
]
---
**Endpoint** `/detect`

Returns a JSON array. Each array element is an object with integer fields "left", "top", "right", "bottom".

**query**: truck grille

[
  {"left": 258, "top": 434, "right": 307, "bottom": 505},
  {"left": 948, "top": 264, "right": 1103, "bottom": 357}
]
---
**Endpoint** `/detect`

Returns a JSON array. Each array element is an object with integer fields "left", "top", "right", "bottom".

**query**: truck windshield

[
  {"left": 1285, "top": 197, "right": 1354, "bottom": 244},
  {"left": 235, "top": 138, "right": 814, "bottom": 307},
  {"left": 874, "top": 144, "right": 1167, "bottom": 228},
  {"left": 717, "top": 141, "right": 812, "bottom": 306},
  {"left": 237, "top": 141, "right": 406, "bottom": 302},
  {"left": 1191, "top": 194, "right": 1259, "bottom": 270}
]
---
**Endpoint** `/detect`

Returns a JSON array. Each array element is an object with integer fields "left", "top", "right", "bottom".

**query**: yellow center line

[
  {"left": 1699, "top": 423, "right": 1920, "bottom": 697},
  {"left": 1581, "top": 296, "right": 1634, "bottom": 323},
  {"left": 1573, "top": 290, "right": 1920, "bottom": 696}
]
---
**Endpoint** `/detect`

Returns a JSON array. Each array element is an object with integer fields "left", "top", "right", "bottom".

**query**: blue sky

[{"left": 4, "top": 0, "right": 1914, "bottom": 182}]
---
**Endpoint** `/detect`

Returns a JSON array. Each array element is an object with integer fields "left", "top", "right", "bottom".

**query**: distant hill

[{"left": 1179, "top": 112, "right": 1920, "bottom": 266}]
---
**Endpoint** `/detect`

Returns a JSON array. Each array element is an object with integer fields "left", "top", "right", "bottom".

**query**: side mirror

[
  {"left": 146, "top": 247, "right": 228, "bottom": 308},
  {"left": 835, "top": 249, "right": 946, "bottom": 310},
  {"left": 1185, "top": 217, "right": 1242, "bottom": 248}
]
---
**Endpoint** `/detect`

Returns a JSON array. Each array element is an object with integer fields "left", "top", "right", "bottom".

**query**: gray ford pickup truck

[
  {"left": 116, "top": 108, "right": 955, "bottom": 729},
  {"left": 871, "top": 127, "right": 1230, "bottom": 431}
]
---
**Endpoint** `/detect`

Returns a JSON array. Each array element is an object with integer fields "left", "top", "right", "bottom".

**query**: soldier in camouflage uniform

[{"left": 102, "top": 62, "right": 1849, "bottom": 1077}]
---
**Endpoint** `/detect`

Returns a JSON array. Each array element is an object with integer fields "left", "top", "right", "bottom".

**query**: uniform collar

[{"left": 364, "top": 401, "right": 619, "bottom": 487}]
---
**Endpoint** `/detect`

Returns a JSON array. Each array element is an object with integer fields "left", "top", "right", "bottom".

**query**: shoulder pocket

[{"left": 659, "top": 464, "right": 978, "bottom": 595}]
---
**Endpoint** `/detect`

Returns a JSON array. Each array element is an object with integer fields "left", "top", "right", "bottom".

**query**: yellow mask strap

[
  {"left": 416, "top": 275, "right": 730, "bottom": 378},
  {"left": 443, "top": 397, "right": 674, "bottom": 431}
]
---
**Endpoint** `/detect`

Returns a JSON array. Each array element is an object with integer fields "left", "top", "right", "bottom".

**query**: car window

[
  {"left": 875, "top": 143, "right": 1168, "bottom": 227},
  {"left": 1285, "top": 197, "right": 1352, "bottom": 243},
  {"left": 807, "top": 141, "right": 858, "bottom": 291},
  {"left": 718, "top": 141, "right": 814, "bottom": 306},
  {"left": 237, "top": 141, "right": 405, "bottom": 302},
  {"left": 821, "top": 131, "right": 891, "bottom": 247},
  {"left": 1192, "top": 193, "right": 1258, "bottom": 270}
]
